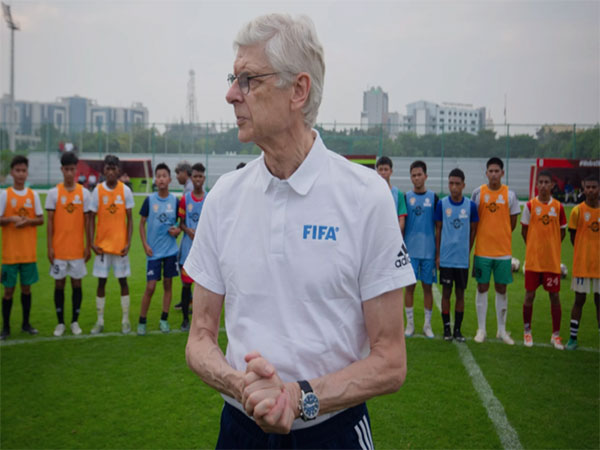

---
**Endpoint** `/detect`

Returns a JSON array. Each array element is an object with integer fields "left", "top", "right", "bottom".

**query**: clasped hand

[{"left": 241, "top": 351, "right": 298, "bottom": 434}]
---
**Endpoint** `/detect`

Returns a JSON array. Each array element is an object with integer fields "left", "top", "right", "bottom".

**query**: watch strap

[{"left": 298, "top": 380, "right": 313, "bottom": 394}]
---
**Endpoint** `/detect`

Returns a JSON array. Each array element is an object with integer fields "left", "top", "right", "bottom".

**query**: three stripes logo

[{"left": 395, "top": 243, "right": 411, "bottom": 268}]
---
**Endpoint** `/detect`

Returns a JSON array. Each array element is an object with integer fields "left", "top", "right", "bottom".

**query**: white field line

[
  {"left": 432, "top": 287, "right": 523, "bottom": 450},
  {"left": 0, "top": 326, "right": 229, "bottom": 347}
]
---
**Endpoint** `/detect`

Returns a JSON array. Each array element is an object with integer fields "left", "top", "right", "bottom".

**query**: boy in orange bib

[
  {"left": 89, "top": 155, "right": 134, "bottom": 334},
  {"left": 45, "top": 152, "right": 92, "bottom": 337},
  {"left": 0, "top": 155, "right": 44, "bottom": 340},
  {"left": 520, "top": 171, "right": 567, "bottom": 350}
]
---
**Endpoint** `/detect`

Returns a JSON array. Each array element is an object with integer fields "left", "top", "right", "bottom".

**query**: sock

[
  {"left": 96, "top": 297, "right": 105, "bottom": 325},
  {"left": 424, "top": 308, "right": 432, "bottom": 326},
  {"left": 54, "top": 289, "right": 65, "bottom": 324},
  {"left": 570, "top": 319, "right": 580, "bottom": 340},
  {"left": 160, "top": 312, "right": 169, "bottom": 321},
  {"left": 72, "top": 287, "right": 82, "bottom": 323},
  {"left": 523, "top": 304, "right": 533, "bottom": 332},
  {"left": 442, "top": 312, "right": 451, "bottom": 328},
  {"left": 551, "top": 303, "right": 562, "bottom": 335},
  {"left": 475, "top": 290, "right": 488, "bottom": 332},
  {"left": 454, "top": 311, "right": 464, "bottom": 332},
  {"left": 495, "top": 292, "right": 508, "bottom": 336},
  {"left": 181, "top": 286, "right": 192, "bottom": 321},
  {"left": 21, "top": 293, "right": 32, "bottom": 326},
  {"left": 139, "top": 316, "right": 147, "bottom": 325},
  {"left": 405, "top": 306, "right": 414, "bottom": 325},
  {"left": 2, "top": 298, "right": 13, "bottom": 330},
  {"left": 121, "top": 295, "right": 130, "bottom": 323}
]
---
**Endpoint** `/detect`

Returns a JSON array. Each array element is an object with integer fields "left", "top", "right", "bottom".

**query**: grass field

[{"left": 1, "top": 195, "right": 599, "bottom": 449}]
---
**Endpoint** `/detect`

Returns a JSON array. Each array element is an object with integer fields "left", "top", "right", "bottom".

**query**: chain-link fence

[{"left": 1, "top": 122, "right": 598, "bottom": 197}]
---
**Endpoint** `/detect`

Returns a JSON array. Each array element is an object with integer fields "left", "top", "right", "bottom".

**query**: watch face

[{"left": 303, "top": 392, "right": 320, "bottom": 420}]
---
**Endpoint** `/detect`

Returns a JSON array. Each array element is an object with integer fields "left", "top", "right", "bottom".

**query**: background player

[
  {"left": 435, "top": 168, "right": 478, "bottom": 342},
  {"left": 175, "top": 161, "right": 193, "bottom": 196},
  {"left": 46, "top": 152, "right": 91, "bottom": 337},
  {"left": 0, "top": 155, "right": 44, "bottom": 340},
  {"left": 137, "top": 163, "right": 180, "bottom": 335},
  {"left": 471, "top": 157, "right": 521, "bottom": 344},
  {"left": 404, "top": 160, "right": 438, "bottom": 338},
  {"left": 376, "top": 156, "right": 408, "bottom": 233},
  {"left": 177, "top": 163, "right": 206, "bottom": 331},
  {"left": 89, "top": 155, "right": 134, "bottom": 334},
  {"left": 566, "top": 175, "right": 600, "bottom": 350},
  {"left": 520, "top": 171, "right": 567, "bottom": 350}
]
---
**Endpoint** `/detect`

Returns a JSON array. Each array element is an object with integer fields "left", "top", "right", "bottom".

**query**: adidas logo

[{"left": 395, "top": 243, "right": 411, "bottom": 268}]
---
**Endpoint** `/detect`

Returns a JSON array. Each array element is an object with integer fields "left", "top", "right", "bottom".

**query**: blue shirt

[
  {"left": 179, "top": 191, "right": 206, "bottom": 265},
  {"left": 404, "top": 190, "right": 438, "bottom": 259},
  {"left": 139, "top": 193, "right": 179, "bottom": 261},
  {"left": 434, "top": 196, "right": 479, "bottom": 268}
]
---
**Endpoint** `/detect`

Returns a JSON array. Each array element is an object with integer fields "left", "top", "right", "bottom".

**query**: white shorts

[
  {"left": 571, "top": 277, "right": 600, "bottom": 294},
  {"left": 93, "top": 253, "right": 131, "bottom": 279},
  {"left": 49, "top": 258, "right": 87, "bottom": 280}
]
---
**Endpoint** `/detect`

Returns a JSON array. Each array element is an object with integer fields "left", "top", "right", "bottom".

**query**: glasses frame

[{"left": 227, "top": 72, "right": 280, "bottom": 94}]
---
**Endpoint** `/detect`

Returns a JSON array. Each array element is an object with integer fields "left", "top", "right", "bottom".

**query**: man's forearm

[
  {"left": 186, "top": 330, "right": 245, "bottom": 402},
  {"left": 308, "top": 340, "right": 405, "bottom": 415},
  {"left": 307, "top": 290, "right": 406, "bottom": 415}
]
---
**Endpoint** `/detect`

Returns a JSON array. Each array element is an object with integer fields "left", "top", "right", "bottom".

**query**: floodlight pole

[{"left": 3, "top": 2, "right": 19, "bottom": 152}]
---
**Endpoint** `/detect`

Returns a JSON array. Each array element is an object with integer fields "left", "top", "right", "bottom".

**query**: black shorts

[
  {"left": 216, "top": 402, "right": 372, "bottom": 449},
  {"left": 439, "top": 267, "right": 469, "bottom": 290}
]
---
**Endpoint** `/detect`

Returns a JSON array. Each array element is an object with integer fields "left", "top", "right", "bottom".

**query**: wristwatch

[{"left": 297, "top": 380, "right": 320, "bottom": 421}]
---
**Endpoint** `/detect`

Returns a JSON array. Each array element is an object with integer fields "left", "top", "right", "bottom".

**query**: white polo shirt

[{"left": 184, "top": 131, "right": 415, "bottom": 423}]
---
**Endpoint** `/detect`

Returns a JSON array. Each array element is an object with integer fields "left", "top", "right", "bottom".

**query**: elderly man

[{"left": 184, "top": 13, "right": 415, "bottom": 449}]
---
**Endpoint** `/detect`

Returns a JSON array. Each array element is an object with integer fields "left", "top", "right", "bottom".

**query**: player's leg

[
  {"left": 523, "top": 290, "right": 536, "bottom": 347},
  {"left": 473, "top": 256, "right": 492, "bottom": 342},
  {"left": 441, "top": 282, "right": 453, "bottom": 341},
  {"left": 494, "top": 258, "right": 514, "bottom": 344},
  {"left": 91, "top": 277, "right": 107, "bottom": 334},
  {"left": 160, "top": 277, "right": 173, "bottom": 333},
  {"left": 115, "top": 255, "right": 131, "bottom": 334},
  {"left": 92, "top": 253, "right": 110, "bottom": 334},
  {"left": 69, "top": 277, "right": 83, "bottom": 335},
  {"left": 1, "top": 265, "right": 17, "bottom": 339},
  {"left": 138, "top": 258, "right": 158, "bottom": 336},
  {"left": 50, "top": 260, "right": 67, "bottom": 336},
  {"left": 421, "top": 259, "right": 436, "bottom": 338},
  {"left": 20, "top": 263, "right": 39, "bottom": 335},
  {"left": 53, "top": 277, "right": 67, "bottom": 336},
  {"left": 66, "top": 259, "right": 86, "bottom": 335},
  {"left": 523, "top": 271, "right": 538, "bottom": 347},
  {"left": 548, "top": 288, "right": 564, "bottom": 350},
  {"left": 404, "top": 258, "right": 419, "bottom": 337},
  {"left": 454, "top": 284, "right": 466, "bottom": 342},
  {"left": 159, "top": 256, "right": 178, "bottom": 334}
]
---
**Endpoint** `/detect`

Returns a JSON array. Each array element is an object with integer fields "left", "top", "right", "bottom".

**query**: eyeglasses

[{"left": 227, "top": 72, "right": 279, "bottom": 94}]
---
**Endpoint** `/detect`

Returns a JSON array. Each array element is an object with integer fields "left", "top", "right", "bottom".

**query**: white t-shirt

[
  {"left": 184, "top": 131, "right": 416, "bottom": 426},
  {"left": 0, "top": 187, "right": 43, "bottom": 216},
  {"left": 45, "top": 184, "right": 92, "bottom": 212},
  {"left": 90, "top": 182, "right": 135, "bottom": 212}
]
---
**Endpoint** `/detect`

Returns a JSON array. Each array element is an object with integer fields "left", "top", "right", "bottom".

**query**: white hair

[{"left": 234, "top": 13, "right": 325, "bottom": 128}]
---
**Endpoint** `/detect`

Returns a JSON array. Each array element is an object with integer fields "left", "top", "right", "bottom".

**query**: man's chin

[{"left": 237, "top": 129, "right": 253, "bottom": 143}]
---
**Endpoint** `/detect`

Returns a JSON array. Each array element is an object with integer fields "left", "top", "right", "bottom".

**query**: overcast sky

[{"left": 1, "top": 0, "right": 598, "bottom": 128}]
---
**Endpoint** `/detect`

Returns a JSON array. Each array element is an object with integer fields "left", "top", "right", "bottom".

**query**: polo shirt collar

[{"left": 258, "top": 129, "right": 327, "bottom": 196}]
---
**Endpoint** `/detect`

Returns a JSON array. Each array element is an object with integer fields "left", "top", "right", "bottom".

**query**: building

[
  {"left": 0, "top": 94, "right": 148, "bottom": 144},
  {"left": 404, "top": 100, "right": 486, "bottom": 136},
  {"left": 361, "top": 86, "right": 389, "bottom": 130}
]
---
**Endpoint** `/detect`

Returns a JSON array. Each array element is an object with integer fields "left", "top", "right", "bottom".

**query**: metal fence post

[
  {"left": 46, "top": 124, "right": 50, "bottom": 186},
  {"left": 572, "top": 123, "right": 576, "bottom": 159},
  {"left": 505, "top": 124, "right": 510, "bottom": 185},
  {"left": 440, "top": 126, "right": 444, "bottom": 195}
]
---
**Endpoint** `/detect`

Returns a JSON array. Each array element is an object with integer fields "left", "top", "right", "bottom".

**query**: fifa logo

[{"left": 302, "top": 225, "right": 339, "bottom": 241}]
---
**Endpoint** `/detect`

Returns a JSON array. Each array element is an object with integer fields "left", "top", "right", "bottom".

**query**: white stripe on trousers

[{"left": 354, "top": 415, "right": 374, "bottom": 449}]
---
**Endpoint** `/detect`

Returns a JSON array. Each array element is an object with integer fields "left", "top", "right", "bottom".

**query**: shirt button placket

[{"left": 270, "top": 181, "right": 288, "bottom": 255}]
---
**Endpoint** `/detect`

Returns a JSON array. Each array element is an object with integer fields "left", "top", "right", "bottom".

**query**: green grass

[{"left": 1, "top": 197, "right": 599, "bottom": 449}]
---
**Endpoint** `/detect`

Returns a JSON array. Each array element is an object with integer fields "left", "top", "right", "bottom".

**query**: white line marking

[{"left": 432, "top": 287, "right": 523, "bottom": 450}]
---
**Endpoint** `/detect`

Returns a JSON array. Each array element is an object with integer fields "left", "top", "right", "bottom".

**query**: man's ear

[{"left": 290, "top": 72, "right": 311, "bottom": 112}]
